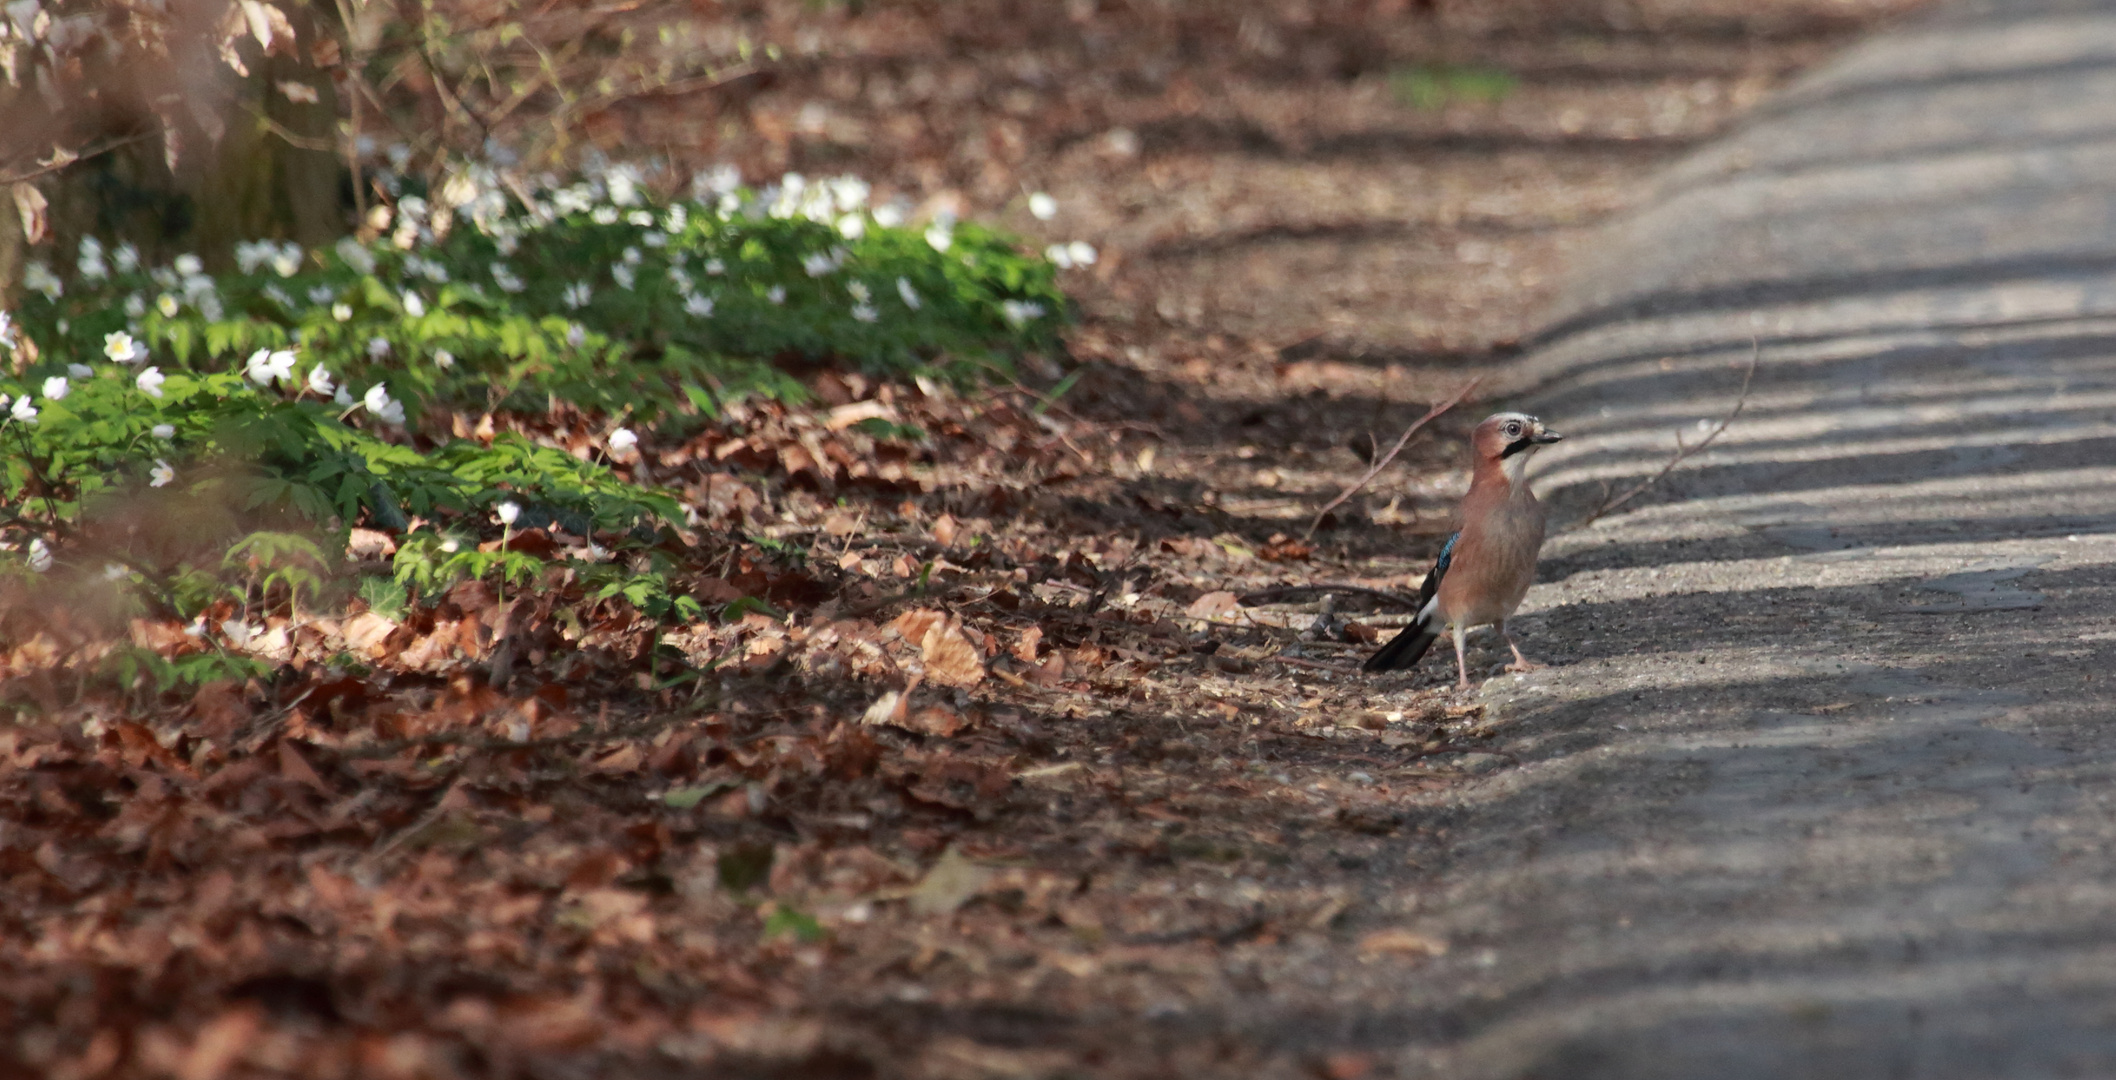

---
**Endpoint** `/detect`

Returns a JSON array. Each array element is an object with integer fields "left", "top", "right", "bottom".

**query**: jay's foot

[{"left": 1504, "top": 640, "right": 1540, "bottom": 673}]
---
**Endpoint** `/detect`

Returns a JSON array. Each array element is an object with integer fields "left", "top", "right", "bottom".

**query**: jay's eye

[{"left": 1505, "top": 422, "right": 1521, "bottom": 437}]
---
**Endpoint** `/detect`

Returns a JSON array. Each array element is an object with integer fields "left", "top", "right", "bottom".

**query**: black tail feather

[{"left": 1363, "top": 622, "right": 1438, "bottom": 672}]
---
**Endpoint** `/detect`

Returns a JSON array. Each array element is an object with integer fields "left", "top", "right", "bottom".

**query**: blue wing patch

[{"left": 1418, "top": 532, "right": 1458, "bottom": 609}]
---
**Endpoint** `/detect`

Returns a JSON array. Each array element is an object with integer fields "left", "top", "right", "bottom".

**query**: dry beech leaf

[
  {"left": 890, "top": 608, "right": 944, "bottom": 645},
  {"left": 1185, "top": 590, "right": 1242, "bottom": 620},
  {"left": 342, "top": 611, "right": 398, "bottom": 653},
  {"left": 188, "top": 681, "right": 247, "bottom": 739},
  {"left": 908, "top": 846, "right": 990, "bottom": 916},
  {"left": 861, "top": 690, "right": 910, "bottom": 729},
  {"left": 919, "top": 616, "right": 985, "bottom": 687},
  {"left": 1013, "top": 626, "right": 1043, "bottom": 663},
  {"left": 11, "top": 182, "right": 48, "bottom": 246},
  {"left": 345, "top": 527, "right": 397, "bottom": 559},
  {"left": 904, "top": 705, "right": 967, "bottom": 738},
  {"left": 1027, "top": 654, "right": 1065, "bottom": 687}
]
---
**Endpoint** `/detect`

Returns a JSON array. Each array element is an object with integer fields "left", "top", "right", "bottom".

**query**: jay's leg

[
  {"left": 1451, "top": 624, "right": 1471, "bottom": 689},
  {"left": 1498, "top": 620, "right": 1542, "bottom": 672}
]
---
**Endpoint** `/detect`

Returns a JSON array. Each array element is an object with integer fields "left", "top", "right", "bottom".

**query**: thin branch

[
  {"left": 1572, "top": 339, "right": 1760, "bottom": 529},
  {"left": 1262, "top": 654, "right": 1357, "bottom": 674},
  {"left": 0, "top": 130, "right": 157, "bottom": 186},
  {"left": 249, "top": 109, "right": 339, "bottom": 153},
  {"left": 1305, "top": 376, "right": 1483, "bottom": 538},
  {"left": 1236, "top": 583, "right": 1425, "bottom": 610}
]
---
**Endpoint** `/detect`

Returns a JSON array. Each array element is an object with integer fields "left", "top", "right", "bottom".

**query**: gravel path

[{"left": 1388, "top": 1, "right": 2116, "bottom": 1074}]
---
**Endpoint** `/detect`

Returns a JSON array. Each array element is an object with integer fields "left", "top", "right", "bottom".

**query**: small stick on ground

[
  {"left": 1573, "top": 340, "right": 1760, "bottom": 530},
  {"left": 1237, "top": 583, "right": 1427, "bottom": 610},
  {"left": 1305, "top": 375, "right": 1484, "bottom": 538}
]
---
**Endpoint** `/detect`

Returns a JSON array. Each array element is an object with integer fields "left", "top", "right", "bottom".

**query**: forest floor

[{"left": 4, "top": 2, "right": 1931, "bottom": 1077}]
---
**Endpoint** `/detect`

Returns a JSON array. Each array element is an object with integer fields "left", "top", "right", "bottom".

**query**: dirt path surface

[
  {"left": 10, "top": 4, "right": 2008, "bottom": 1078},
  {"left": 1404, "top": 1, "right": 2116, "bottom": 1073}
]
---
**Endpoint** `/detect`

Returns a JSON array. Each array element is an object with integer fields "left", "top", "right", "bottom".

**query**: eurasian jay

[{"left": 1363, "top": 411, "right": 1563, "bottom": 687}]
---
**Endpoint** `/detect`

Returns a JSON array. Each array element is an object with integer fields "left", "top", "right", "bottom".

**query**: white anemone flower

[
  {"left": 897, "top": 278, "right": 922, "bottom": 311},
  {"left": 66, "top": 363, "right": 92, "bottom": 379},
  {"left": 434, "top": 349, "right": 456, "bottom": 369},
  {"left": 495, "top": 501, "right": 521, "bottom": 526},
  {"left": 612, "top": 264, "right": 636, "bottom": 290},
  {"left": 367, "top": 337, "right": 391, "bottom": 360},
  {"left": 332, "top": 303, "right": 353, "bottom": 322},
  {"left": 41, "top": 376, "right": 67, "bottom": 401},
  {"left": 1067, "top": 241, "right": 1099, "bottom": 266},
  {"left": 246, "top": 348, "right": 297, "bottom": 386},
  {"left": 1028, "top": 192, "right": 1058, "bottom": 220},
  {"left": 104, "top": 331, "right": 144, "bottom": 363},
  {"left": 1001, "top": 299, "right": 1047, "bottom": 328},
  {"left": 307, "top": 365, "right": 335, "bottom": 396},
  {"left": 924, "top": 224, "right": 953, "bottom": 252},
  {"left": 851, "top": 303, "right": 878, "bottom": 323},
  {"left": 563, "top": 282, "right": 592, "bottom": 309},
  {"left": 403, "top": 292, "right": 426, "bottom": 317},
  {"left": 684, "top": 295, "right": 714, "bottom": 318},
  {"left": 149, "top": 459, "right": 174, "bottom": 487},
  {"left": 270, "top": 243, "right": 303, "bottom": 277},
  {"left": 174, "top": 254, "right": 203, "bottom": 276},
  {"left": 609, "top": 427, "right": 639, "bottom": 456},
  {"left": 136, "top": 367, "right": 165, "bottom": 398},
  {"left": 152, "top": 423, "right": 175, "bottom": 439},
  {"left": 362, "top": 383, "right": 406, "bottom": 425},
  {"left": 27, "top": 538, "right": 51, "bottom": 572},
  {"left": 10, "top": 394, "right": 37, "bottom": 423},
  {"left": 766, "top": 285, "right": 786, "bottom": 305},
  {"left": 24, "top": 262, "right": 62, "bottom": 300}
]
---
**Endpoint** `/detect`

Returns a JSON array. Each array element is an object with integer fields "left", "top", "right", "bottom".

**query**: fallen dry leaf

[
  {"left": 342, "top": 611, "right": 398, "bottom": 653},
  {"left": 1185, "top": 591, "right": 1242, "bottom": 620},
  {"left": 919, "top": 614, "right": 985, "bottom": 688},
  {"left": 861, "top": 689, "right": 910, "bottom": 728},
  {"left": 908, "top": 846, "right": 992, "bottom": 916},
  {"left": 905, "top": 704, "right": 968, "bottom": 737}
]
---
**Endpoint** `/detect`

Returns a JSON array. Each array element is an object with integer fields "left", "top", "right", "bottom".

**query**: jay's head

[{"left": 1471, "top": 412, "right": 1563, "bottom": 466}]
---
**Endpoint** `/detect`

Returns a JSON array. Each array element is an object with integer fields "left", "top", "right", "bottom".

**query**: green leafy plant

[{"left": 0, "top": 170, "right": 1074, "bottom": 694}]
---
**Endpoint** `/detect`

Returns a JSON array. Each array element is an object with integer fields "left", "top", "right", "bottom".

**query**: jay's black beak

[{"left": 1531, "top": 429, "right": 1564, "bottom": 444}]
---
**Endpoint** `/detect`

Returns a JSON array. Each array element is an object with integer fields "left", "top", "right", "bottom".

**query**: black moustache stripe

[{"left": 1500, "top": 437, "right": 1535, "bottom": 459}]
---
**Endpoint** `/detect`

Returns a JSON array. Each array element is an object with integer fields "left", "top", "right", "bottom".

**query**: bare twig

[
  {"left": 1305, "top": 376, "right": 1483, "bottom": 538},
  {"left": 1572, "top": 340, "right": 1760, "bottom": 529},
  {"left": 0, "top": 130, "right": 157, "bottom": 186},
  {"left": 1262, "top": 654, "right": 1358, "bottom": 674},
  {"left": 1236, "top": 583, "right": 1425, "bottom": 610}
]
